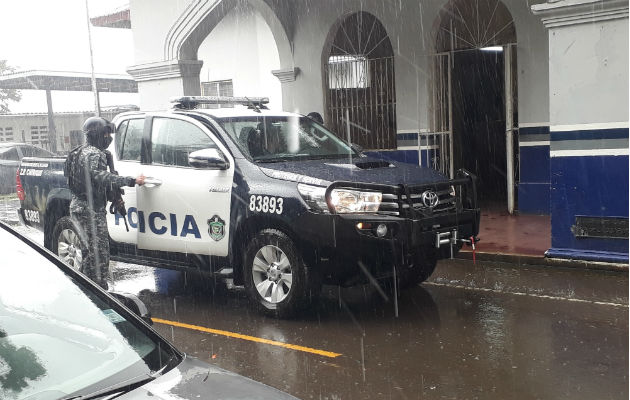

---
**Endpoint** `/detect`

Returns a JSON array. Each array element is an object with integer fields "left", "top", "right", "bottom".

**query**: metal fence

[{"left": 423, "top": 52, "right": 453, "bottom": 178}]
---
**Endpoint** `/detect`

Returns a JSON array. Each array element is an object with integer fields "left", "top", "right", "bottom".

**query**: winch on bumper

[{"left": 305, "top": 169, "right": 480, "bottom": 283}]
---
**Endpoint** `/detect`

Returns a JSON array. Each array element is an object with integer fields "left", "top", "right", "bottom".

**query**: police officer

[{"left": 66, "top": 116, "right": 145, "bottom": 289}]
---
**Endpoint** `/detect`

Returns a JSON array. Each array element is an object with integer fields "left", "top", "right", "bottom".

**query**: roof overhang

[
  {"left": 90, "top": 9, "right": 131, "bottom": 29},
  {"left": 0, "top": 70, "right": 138, "bottom": 93}
]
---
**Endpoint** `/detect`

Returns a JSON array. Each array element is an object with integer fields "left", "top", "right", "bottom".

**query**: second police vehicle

[{"left": 17, "top": 96, "right": 480, "bottom": 317}]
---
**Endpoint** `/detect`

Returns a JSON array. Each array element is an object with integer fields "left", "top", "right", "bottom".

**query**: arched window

[
  {"left": 324, "top": 12, "right": 396, "bottom": 150},
  {"left": 435, "top": 0, "right": 516, "bottom": 52}
]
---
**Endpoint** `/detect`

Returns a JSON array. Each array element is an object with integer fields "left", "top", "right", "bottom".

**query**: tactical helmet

[{"left": 83, "top": 116, "right": 114, "bottom": 149}]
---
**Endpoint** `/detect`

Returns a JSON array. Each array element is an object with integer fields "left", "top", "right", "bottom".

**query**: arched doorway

[
  {"left": 431, "top": 0, "right": 518, "bottom": 212},
  {"left": 197, "top": 1, "right": 283, "bottom": 109},
  {"left": 162, "top": 0, "right": 293, "bottom": 109},
  {"left": 323, "top": 12, "right": 396, "bottom": 150}
]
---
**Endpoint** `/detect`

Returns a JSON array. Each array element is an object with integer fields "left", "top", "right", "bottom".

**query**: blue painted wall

[
  {"left": 550, "top": 155, "right": 629, "bottom": 253},
  {"left": 518, "top": 126, "right": 551, "bottom": 215},
  {"left": 548, "top": 127, "right": 629, "bottom": 262}
]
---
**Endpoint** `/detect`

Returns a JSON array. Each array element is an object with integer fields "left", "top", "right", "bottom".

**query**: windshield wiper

[{"left": 59, "top": 374, "right": 155, "bottom": 400}]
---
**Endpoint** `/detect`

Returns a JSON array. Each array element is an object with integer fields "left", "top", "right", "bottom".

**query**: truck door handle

[{"left": 143, "top": 177, "right": 162, "bottom": 187}]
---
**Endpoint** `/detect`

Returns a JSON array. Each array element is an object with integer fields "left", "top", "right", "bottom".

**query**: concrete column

[
  {"left": 45, "top": 90, "right": 57, "bottom": 153},
  {"left": 272, "top": 67, "right": 300, "bottom": 111},
  {"left": 532, "top": 0, "right": 629, "bottom": 262},
  {"left": 127, "top": 59, "right": 204, "bottom": 110}
]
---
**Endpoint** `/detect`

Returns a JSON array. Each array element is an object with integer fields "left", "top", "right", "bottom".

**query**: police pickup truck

[{"left": 17, "top": 96, "right": 479, "bottom": 317}]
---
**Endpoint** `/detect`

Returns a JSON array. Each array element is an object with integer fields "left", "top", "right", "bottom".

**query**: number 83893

[{"left": 249, "top": 195, "right": 284, "bottom": 214}]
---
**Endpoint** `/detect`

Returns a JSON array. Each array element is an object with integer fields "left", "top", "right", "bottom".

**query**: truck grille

[
  {"left": 326, "top": 169, "right": 478, "bottom": 218},
  {"left": 379, "top": 188, "right": 457, "bottom": 217}
]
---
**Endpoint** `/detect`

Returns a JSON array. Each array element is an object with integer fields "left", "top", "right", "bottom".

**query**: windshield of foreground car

[
  {"left": 0, "top": 228, "right": 178, "bottom": 400},
  {"left": 218, "top": 116, "right": 357, "bottom": 162}
]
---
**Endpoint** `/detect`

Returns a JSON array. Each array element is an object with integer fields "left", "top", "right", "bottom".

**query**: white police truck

[{"left": 17, "top": 96, "right": 480, "bottom": 317}]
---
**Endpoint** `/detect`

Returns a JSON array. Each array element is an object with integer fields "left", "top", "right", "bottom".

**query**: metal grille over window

[
  {"left": 324, "top": 12, "right": 397, "bottom": 151},
  {"left": 201, "top": 80, "right": 234, "bottom": 108}
]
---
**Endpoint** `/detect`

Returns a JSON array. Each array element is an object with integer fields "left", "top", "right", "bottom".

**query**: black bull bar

[{"left": 324, "top": 169, "right": 478, "bottom": 222}]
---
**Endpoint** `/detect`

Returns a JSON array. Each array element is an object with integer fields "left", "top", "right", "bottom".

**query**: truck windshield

[{"left": 218, "top": 116, "right": 357, "bottom": 162}]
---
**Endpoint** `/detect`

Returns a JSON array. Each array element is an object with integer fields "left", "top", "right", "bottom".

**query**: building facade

[{"left": 126, "top": 0, "right": 628, "bottom": 262}]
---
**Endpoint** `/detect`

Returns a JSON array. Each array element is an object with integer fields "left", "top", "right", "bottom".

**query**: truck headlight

[
  {"left": 297, "top": 183, "right": 328, "bottom": 212},
  {"left": 329, "top": 189, "right": 382, "bottom": 213}
]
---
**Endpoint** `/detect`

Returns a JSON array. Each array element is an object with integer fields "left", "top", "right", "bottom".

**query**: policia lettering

[
  {"left": 249, "top": 195, "right": 284, "bottom": 214},
  {"left": 114, "top": 207, "right": 224, "bottom": 240}
]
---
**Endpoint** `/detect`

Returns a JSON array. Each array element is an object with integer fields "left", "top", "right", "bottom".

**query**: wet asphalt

[
  {"left": 107, "top": 261, "right": 627, "bottom": 400},
  {"left": 2, "top": 197, "right": 628, "bottom": 400}
]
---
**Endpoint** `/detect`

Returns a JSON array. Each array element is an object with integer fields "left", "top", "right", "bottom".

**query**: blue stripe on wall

[
  {"left": 396, "top": 132, "right": 419, "bottom": 141},
  {"left": 550, "top": 128, "right": 628, "bottom": 141},
  {"left": 549, "top": 154, "right": 629, "bottom": 258},
  {"left": 520, "top": 126, "right": 550, "bottom": 136}
]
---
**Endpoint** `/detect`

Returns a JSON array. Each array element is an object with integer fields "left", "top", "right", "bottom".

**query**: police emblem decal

[{"left": 208, "top": 215, "right": 225, "bottom": 241}]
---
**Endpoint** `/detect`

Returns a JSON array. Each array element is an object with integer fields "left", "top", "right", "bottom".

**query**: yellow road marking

[{"left": 152, "top": 317, "right": 342, "bottom": 358}]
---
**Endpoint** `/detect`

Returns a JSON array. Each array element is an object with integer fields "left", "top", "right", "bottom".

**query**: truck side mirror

[
  {"left": 188, "top": 148, "right": 230, "bottom": 170},
  {"left": 350, "top": 143, "right": 364, "bottom": 154}
]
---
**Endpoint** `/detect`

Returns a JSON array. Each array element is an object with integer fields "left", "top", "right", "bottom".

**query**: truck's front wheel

[
  {"left": 243, "top": 229, "right": 320, "bottom": 318},
  {"left": 51, "top": 216, "right": 86, "bottom": 273}
]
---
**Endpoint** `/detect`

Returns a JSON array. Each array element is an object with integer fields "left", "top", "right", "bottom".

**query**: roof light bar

[{"left": 170, "top": 96, "right": 269, "bottom": 109}]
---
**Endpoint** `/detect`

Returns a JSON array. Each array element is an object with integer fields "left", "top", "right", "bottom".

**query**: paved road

[{"left": 2, "top": 202, "right": 628, "bottom": 400}]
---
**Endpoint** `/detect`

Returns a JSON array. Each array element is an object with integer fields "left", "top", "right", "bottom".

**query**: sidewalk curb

[{"left": 457, "top": 250, "right": 628, "bottom": 273}]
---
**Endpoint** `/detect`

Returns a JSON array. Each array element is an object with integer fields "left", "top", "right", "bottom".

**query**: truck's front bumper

[{"left": 298, "top": 208, "right": 480, "bottom": 284}]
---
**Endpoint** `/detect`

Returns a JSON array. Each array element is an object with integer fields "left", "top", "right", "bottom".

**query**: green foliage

[{"left": 0, "top": 60, "right": 22, "bottom": 114}]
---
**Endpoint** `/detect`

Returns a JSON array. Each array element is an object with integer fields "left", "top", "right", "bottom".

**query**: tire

[
  {"left": 243, "top": 229, "right": 320, "bottom": 318},
  {"left": 51, "top": 216, "right": 86, "bottom": 273},
  {"left": 398, "top": 255, "right": 437, "bottom": 290}
]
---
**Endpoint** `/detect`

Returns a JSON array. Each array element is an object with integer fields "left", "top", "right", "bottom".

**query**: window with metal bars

[{"left": 200, "top": 80, "right": 234, "bottom": 108}]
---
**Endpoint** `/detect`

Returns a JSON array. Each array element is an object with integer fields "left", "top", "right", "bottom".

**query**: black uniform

[{"left": 65, "top": 117, "right": 136, "bottom": 288}]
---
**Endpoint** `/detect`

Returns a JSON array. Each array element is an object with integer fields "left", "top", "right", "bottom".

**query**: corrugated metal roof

[{"left": 0, "top": 70, "right": 137, "bottom": 92}]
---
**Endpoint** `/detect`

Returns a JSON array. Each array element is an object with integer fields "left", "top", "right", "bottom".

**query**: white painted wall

[
  {"left": 197, "top": 3, "right": 282, "bottom": 110},
  {"left": 129, "top": 0, "right": 192, "bottom": 64},
  {"left": 548, "top": 18, "right": 629, "bottom": 125}
]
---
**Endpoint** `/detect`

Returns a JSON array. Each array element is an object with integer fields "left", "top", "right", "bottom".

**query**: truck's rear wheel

[
  {"left": 51, "top": 216, "right": 85, "bottom": 273},
  {"left": 398, "top": 256, "right": 437, "bottom": 289},
  {"left": 243, "top": 229, "right": 320, "bottom": 318}
]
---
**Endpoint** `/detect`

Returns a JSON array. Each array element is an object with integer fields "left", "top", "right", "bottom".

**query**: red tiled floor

[{"left": 467, "top": 206, "right": 551, "bottom": 257}]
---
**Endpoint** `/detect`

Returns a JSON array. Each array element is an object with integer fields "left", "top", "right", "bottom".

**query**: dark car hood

[
  {"left": 118, "top": 355, "right": 298, "bottom": 400},
  {"left": 259, "top": 156, "right": 448, "bottom": 186}
]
